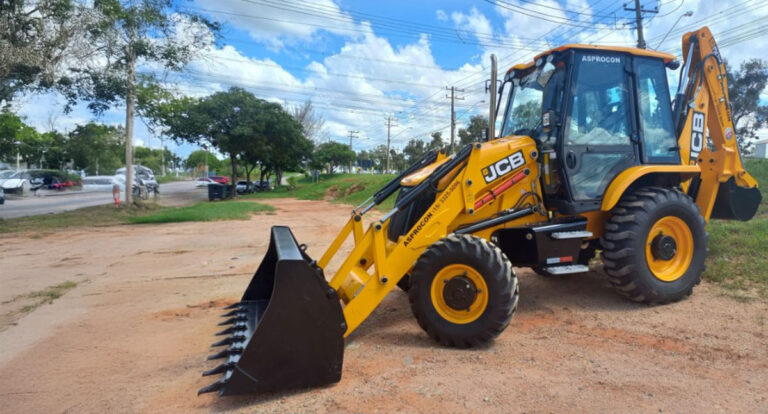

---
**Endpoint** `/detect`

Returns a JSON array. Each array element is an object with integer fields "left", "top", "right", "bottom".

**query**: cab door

[{"left": 560, "top": 52, "right": 638, "bottom": 212}]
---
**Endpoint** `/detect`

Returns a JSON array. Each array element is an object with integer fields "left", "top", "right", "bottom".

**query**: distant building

[{"left": 752, "top": 138, "right": 768, "bottom": 159}]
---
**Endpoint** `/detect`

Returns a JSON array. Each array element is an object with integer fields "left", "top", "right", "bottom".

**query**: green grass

[
  {"left": 0, "top": 204, "right": 165, "bottom": 234},
  {"left": 128, "top": 200, "right": 274, "bottom": 224},
  {"left": 703, "top": 158, "right": 768, "bottom": 299},
  {"left": 3, "top": 281, "right": 79, "bottom": 317},
  {"left": 156, "top": 175, "right": 191, "bottom": 184},
  {"left": 0, "top": 200, "right": 274, "bottom": 234},
  {"left": 244, "top": 173, "right": 398, "bottom": 210}
]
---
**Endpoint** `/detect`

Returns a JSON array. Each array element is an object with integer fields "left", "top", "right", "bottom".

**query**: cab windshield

[{"left": 499, "top": 62, "right": 560, "bottom": 138}]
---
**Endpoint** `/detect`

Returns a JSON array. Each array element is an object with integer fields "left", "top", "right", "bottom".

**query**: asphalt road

[{"left": 0, "top": 181, "right": 206, "bottom": 219}]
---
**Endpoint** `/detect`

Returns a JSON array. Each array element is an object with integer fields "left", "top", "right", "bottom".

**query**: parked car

[
  {"left": 48, "top": 177, "right": 74, "bottom": 190},
  {"left": 0, "top": 187, "right": 4, "bottom": 205},
  {"left": 82, "top": 176, "right": 124, "bottom": 192},
  {"left": 210, "top": 176, "right": 230, "bottom": 185},
  {"left": 116, "top": 165, "right": 159, "bottom": 194},
  {"left": 236, "top": 180, "right": 255, "bottom": 194},
  {"left": 254, "top": 179, "right": 273, "bottom": 191},
  {"left": 0, "top": 170, "right": 32, "bottom": 195},
  {"left": 196, "top": 177, "right": 213, "bottom": 187}
]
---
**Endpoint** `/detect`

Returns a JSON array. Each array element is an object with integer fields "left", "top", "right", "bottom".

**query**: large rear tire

[
  {"left": 408, "top": 234, "right": 518, "bottom": 348},
  {"left": 601, "top": 187, "right": 707, "bottom": 304}
]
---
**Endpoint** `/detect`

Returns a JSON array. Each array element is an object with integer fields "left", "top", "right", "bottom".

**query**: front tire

[
  {"left": 601, "top": 187, "right": 707, "bottom": 304},
  {"left": 408, "top": 234, "right": 518, "bottom": 348}
]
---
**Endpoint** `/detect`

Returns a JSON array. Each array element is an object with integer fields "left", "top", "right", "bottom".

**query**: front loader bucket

[
  {"left": 710, "top": 177, "right": 762, "bottom": 221},
  {"left": 199, "top": 226, "right": 346, "bottom": 396}
]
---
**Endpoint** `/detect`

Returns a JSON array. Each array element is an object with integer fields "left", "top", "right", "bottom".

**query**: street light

[{"left": 655, "top": 11, "right": 694, "bottom": 50}]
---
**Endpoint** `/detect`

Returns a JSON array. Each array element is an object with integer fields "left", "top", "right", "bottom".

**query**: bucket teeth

[
  {"left": 223, "top": 302, "right": 240, "bottom": 310},
  {"left": 211, "top": 337, "right": 232, "bottom": 347},
  {"left": 202, "top": 362, "right": 234, "bottom": 377},
  {"left": 215, "top": 325, "right": 246, "bottom": 336},
  {"left": 206, "top": 346, "right": 243, "bottom": 360},
  {"left": 221, "top": 309, "right": 240, "bottom": 317},
  {"left": 197, "top": 379, "right": 225, "bottom": 395},
  {"left": 218, "top": 315, "right": 246, "bottom": 326},
  {"left": 211, "top": 334, "right": 246, "bottom": 347},
  {"left": 206, "top": 349, "right": 230, "bottom": 360}
]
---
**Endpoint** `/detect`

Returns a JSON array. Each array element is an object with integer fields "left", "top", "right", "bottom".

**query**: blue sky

[{"left": 14, "top": 0, "right": 768, "bottom": 160}]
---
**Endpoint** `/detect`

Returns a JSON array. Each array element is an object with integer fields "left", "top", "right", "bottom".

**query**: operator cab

[{"left": 497, "top": 46, "right": 680, "bottom": 214}]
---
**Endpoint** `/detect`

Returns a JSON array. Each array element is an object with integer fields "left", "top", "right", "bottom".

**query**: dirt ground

[{"left": 1, "top": 198, "right": 766, "bottom": 413}]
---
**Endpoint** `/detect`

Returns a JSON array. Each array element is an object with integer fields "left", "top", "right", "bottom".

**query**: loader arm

[{"left": 674, "top": 27, "right": 761, "bottom": 221}]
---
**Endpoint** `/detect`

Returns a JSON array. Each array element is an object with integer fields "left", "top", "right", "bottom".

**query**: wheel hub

[
  {"left": 443, "top": 275, "right": 478, "bottom": 311},
  {"left": 651, "top": 233, "right": 677, "bottom": 260}
]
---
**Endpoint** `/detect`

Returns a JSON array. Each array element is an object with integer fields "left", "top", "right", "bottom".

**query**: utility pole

[
  {"left": 446, "top": 86, "right": 465, "bottom": 152},
  {"left": 347, "top": 130, "right": 359, "bottom": 173},
  {"left": 160, "top": 137, "right": 166, "bottom": 176},
  {"left": 385, "top": 116, "right": 398, "bottom": 173},
  {"left": 624, "top": 0, "right": 658, "bottom": 49}
]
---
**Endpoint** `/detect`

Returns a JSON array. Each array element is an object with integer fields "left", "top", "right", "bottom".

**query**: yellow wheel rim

[
  {"left": 430, "top": 264, "right": 488, "bottom": 324},
  {"left": 645, "top": 216, "right": 694, "bottom": 282}
]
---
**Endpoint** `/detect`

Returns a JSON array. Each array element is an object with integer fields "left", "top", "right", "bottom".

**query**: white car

[
  {"left": 196, "top": 177, "right": 213, "bottom": 187},
  {"left": 82, "top": 176, "right": 124, "bottom": 192},
  {"left": 116, "top": 165, "right": 159, "bottom": 194},
  {"left": 0, "top": 170, "right": 32, "bottom": 195}
]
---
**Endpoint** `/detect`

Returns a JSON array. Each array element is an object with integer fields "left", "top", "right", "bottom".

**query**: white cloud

[{"left": 194, "top": 0, "right": 360, "bottom": 48}]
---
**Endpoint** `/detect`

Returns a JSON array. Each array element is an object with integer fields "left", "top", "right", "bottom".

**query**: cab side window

[{"left": 635, "top": 57, "right": 678, "bottom": 162}]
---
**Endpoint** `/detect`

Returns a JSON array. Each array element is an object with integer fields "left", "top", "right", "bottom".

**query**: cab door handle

[{"left": 566, "top": 151, "right": 577, "bottom": 169}]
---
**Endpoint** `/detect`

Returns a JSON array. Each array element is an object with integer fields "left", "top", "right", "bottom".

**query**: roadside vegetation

[
  {"left": 0, "top": 200, "right": 273, "bottom": 234},
  {"left": 129, "top": 200, "right": 273, "bottom": 224},
  {"left": 244, "top": 173, "right": 398, "bottom": 209},
  {"left": 705, "top": 158, "right": 768, "bottom": 299}
]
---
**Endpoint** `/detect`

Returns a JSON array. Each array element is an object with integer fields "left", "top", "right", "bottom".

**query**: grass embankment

[
  {"left": 0, "top": 200, "right": 273, "bottom": 234},
  {"left": 705, "top": 158, "right": 768, "bottom": 298},
  {"left": 129, "top": 200, "right": 274, "bottom": 224},
  {"left": 245, "top": 173, "right": 398, "bottom": 210}
]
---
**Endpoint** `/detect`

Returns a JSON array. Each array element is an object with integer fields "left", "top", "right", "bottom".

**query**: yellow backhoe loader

[{"left": 199, "top": 27, "right": 761, "bottom": 395}]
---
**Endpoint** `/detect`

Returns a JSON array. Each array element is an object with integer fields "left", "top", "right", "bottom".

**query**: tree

[
  {"left": 39, "top": 130, "right": 68, "bottom": 169},
  {"left": 403, "top": 138, "right": 426, "bottom": 164},
  {"left": 428, "top": 131, "right": 444, "bottom": 152},
  {"left": 66, "top": 122, "right": 124, "bottom": 174},
  {"left": 157, "top": 88, "right": 309, "bottom": 192},
  {"left": 290, "top": 100, "right": 328, "bottom": 143},
  {"left": 0, "top": 109, "right": 37, "bottom": 163},
  {"left": 369, "top": 144, "right": 389, "bottom": 172},
  {"left": 457, "top": 115, "right": 488, "bottom": 149},
  {"left": 133, "top": 146, "right": 177, "bottom": 174},
  {"left": 251, "top": 101, "right": 311, "bottom": 185},
  {"left": 726, "top": 59, "right": 768, "bottom": 153},
  {"left": 314, "top": 142, "right": 355, "bottom": 175},
  {"left": 185, "top": 149, "right": 221, "bottom": 175},
  {"left": 0, "top": 0, "right": 98, "bottom": 102},
  {"left": 65, "top": 0, "right": 218, "bottom": 203}
]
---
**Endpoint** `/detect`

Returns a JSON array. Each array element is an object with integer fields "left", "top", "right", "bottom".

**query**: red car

[
  {"left": 210, "top": 176, "right": 230, "bottom": 184},
  {"left": 49, "top": 177, "right": 74, "bottom": 190}
]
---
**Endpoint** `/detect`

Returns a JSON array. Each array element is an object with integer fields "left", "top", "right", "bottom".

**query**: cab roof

[{"left": 506, "top": 44, "right": 677, "bottom": 75}]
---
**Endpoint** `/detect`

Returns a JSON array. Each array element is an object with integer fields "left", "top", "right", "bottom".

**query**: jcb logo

[
  {"left": 482, "top": 151, "right": 525, "bottom": 183},
  {"left": 690, "top": 111, "right": 705, "bottom": 163}
]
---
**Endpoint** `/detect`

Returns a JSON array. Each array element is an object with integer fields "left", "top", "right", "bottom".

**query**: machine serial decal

[
  {"left": 690, "top": 111, "right": 705, "bottom": 163},
  {"left": 481, "top": 150, "right": 525, "bottom": 183},
  {"left": 403, "top": 180, "right": 460, "bottom": 247}
]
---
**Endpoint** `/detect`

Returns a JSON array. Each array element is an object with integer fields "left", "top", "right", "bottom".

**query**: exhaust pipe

[{"left": 488, "top": 54, "right": 498, "bottom": 140}]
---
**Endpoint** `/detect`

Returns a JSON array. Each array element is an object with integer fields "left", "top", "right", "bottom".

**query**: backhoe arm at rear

[{"left": 674, "top": 27, "right": 761, "bottom": 221}]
